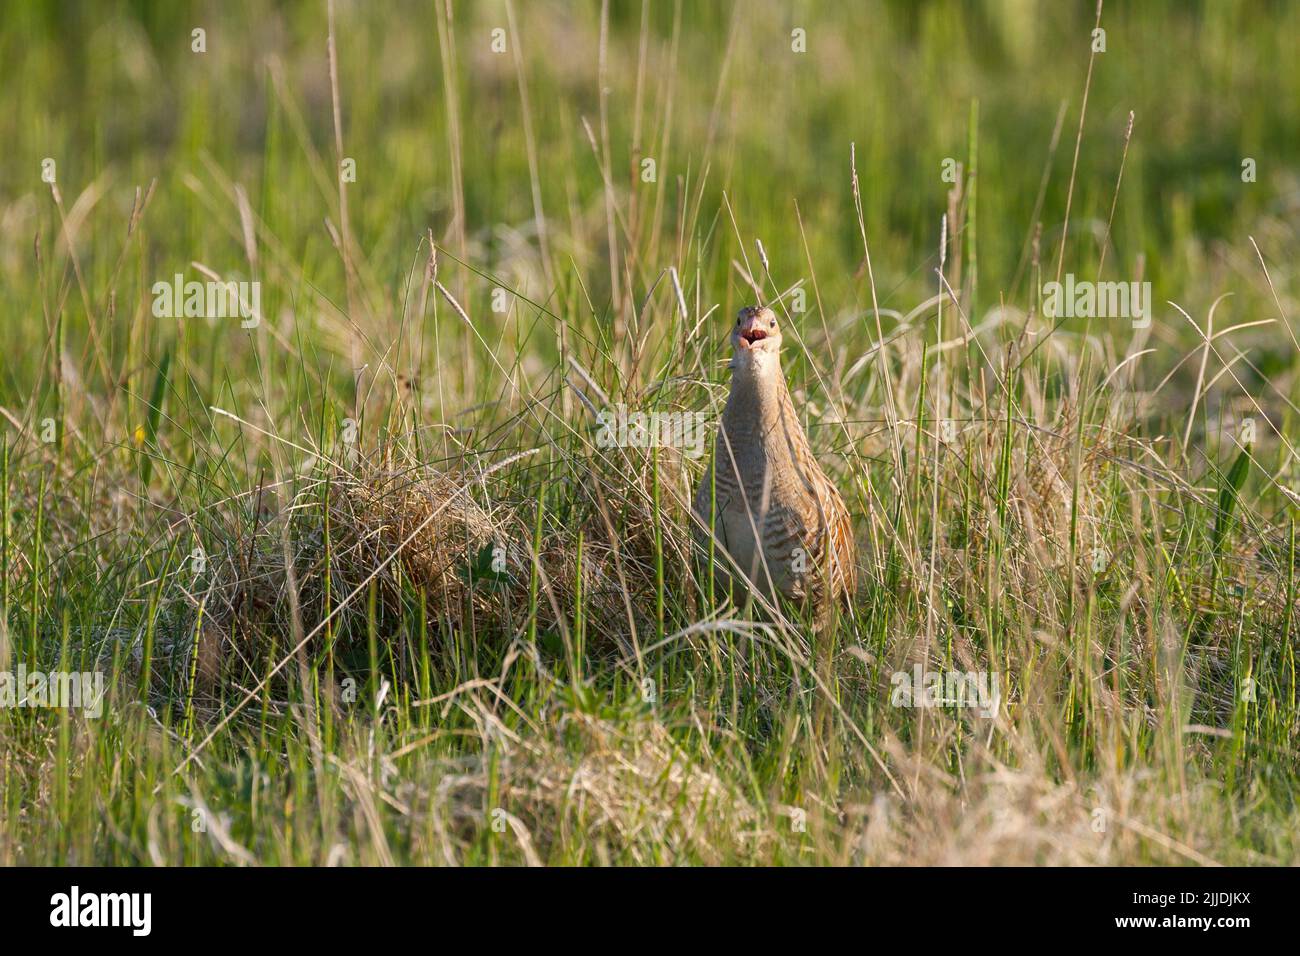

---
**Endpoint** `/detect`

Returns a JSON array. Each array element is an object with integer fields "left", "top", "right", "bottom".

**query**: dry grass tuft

[{"left": 190, "top": 450, "right": 503, "bottom": 690}]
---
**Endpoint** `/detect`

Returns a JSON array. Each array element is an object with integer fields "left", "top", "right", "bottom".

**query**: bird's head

[{"left": 730, "top": 305, "right": 782, "bottom": 373}]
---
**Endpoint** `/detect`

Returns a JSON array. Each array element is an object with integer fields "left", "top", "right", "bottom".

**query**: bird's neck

[{"left": 725, "top": 357, "right": 791, "bottom": 431}]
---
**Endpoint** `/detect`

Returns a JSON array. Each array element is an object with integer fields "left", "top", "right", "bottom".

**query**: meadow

[{"left": 1, "top": 0, "right": 1299, "bottom": 865}]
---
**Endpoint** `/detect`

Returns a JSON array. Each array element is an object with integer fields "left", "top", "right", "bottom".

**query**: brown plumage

[{"left": 693, "top": 305, "right": 856, "bottom": 627}]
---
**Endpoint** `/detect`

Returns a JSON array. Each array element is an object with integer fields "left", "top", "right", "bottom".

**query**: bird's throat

[{"left": 726, "top": 356, "right": 790, "bottom": 430}]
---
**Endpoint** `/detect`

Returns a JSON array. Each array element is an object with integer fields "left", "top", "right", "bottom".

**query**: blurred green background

[{"left": 2, "top": 0, "right": 1296, "bottom": 364}]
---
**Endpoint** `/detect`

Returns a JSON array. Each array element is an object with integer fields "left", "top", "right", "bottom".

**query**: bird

[{"left": 693, "top": 304, "right": 856, "bottom": 628}]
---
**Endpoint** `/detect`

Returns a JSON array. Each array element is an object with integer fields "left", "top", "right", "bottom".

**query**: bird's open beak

[{"left": 737, "top": 313, "right": 769, "bottom": 348}]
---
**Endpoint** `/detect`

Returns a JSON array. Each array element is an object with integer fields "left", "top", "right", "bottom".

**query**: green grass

[{"left": 1, "top": 0, "right": 1299, "bottom": 865}]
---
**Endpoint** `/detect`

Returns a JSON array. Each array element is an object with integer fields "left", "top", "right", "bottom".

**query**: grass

[{"left": 1, "top": 0, "right": 1299, "bottom": 865}]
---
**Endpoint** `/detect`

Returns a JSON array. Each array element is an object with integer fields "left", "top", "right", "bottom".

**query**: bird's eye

[{"left": 769, "top": 319, "right": 776, "bottom": 329}]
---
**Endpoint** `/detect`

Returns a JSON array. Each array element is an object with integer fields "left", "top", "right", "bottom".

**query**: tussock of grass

[{"left": 189, "top": 451, "right": 500, "bottom": 689}]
